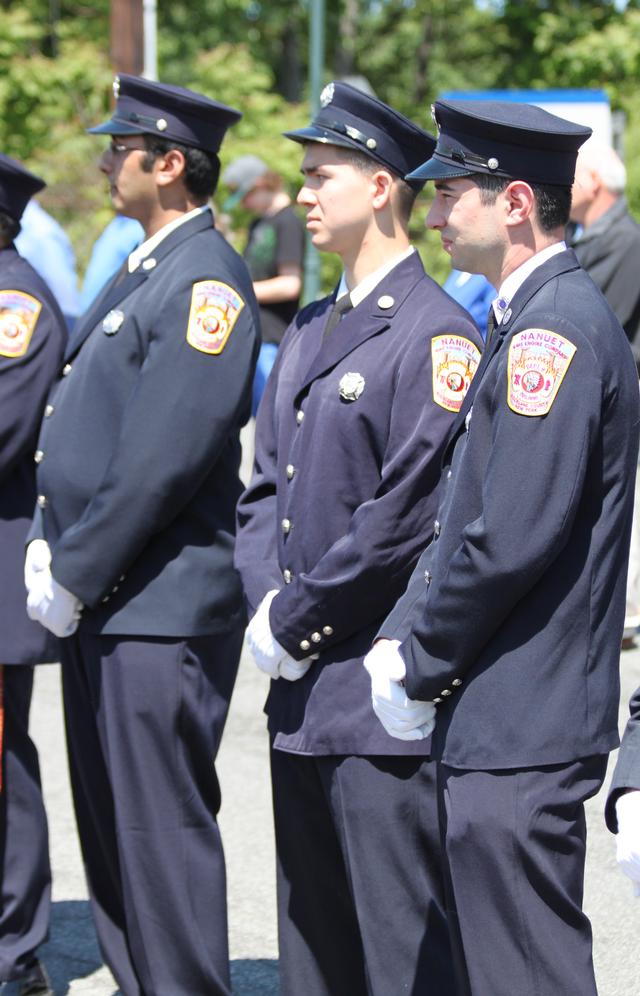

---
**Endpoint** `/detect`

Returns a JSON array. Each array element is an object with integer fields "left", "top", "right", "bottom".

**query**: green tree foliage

[{"left": 2, "top": 0, "right": 640, "bottom": 290}]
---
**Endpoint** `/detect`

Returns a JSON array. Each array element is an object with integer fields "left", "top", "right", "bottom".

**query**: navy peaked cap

[
  {"left": 0, "top": 153, "right": 45, "bottom": 221},
  {"left": 284, "top": 81, "right": 436, "bottom": 187},
  {"left": 88, "top": 74, "right": 241, "bottom": 154},
  {"left": 407, "top": 99, "right": 592, "bottom": 186}
]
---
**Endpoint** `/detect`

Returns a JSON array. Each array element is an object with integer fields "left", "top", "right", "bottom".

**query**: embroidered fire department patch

[
  {"left": 507, "top": 328, "right": 576, "bottom": 417},
  {"left": 0, "top": 290, "right": 42, "bottom": 358},
  {"left": 186, "top": 280, "right": 244, "bottom": 355},
  {"left": 432, "top": 335, "right": 481, "bottom": 412}
]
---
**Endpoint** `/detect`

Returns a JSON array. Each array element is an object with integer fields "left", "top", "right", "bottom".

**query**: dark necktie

[
  {"left": 486, "top": 306, "right": 498, "bottom": 343},
  {"left": 323, "top": 293, "right": 353, "bottom": 339}
]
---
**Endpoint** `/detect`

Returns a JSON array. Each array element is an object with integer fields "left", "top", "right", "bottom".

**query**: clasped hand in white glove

[
  {"left": 615, "top": 790, "right": 640, "bottom": 897},
  {"left": 246, "top": 590, "right": 313, "bottom": 681},
  {"left": 26, "top": 569, "right": 83, "bottom": 638},
  {"left": 363, "top": 639, "right": 435, "bottom": 741},
  {"left": 24, "top": 539, "right": 52, "bottom": 592}
]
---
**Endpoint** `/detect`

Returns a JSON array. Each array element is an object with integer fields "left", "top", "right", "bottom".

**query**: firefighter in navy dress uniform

[
  {"left": 23, "top": 76, "right": 259, "bottom": 996},
  {"left": 0, "top": 155, "right": 65, "bottom": 996},
  {"left": 235, "top": 82, "right": 482, "bottom": 996},
  {"left": 365, "top": 100, "right": 640, "bottom": 996}
]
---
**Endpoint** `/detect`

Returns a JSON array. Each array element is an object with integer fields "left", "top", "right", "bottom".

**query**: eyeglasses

[{"left": 108, "top": 141, "right": 144, "bottom": 156}]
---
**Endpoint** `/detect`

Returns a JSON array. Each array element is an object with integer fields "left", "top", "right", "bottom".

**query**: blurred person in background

[
  {"left": 223, "top": 155, "right": 304, "bottom": 413},
  {"left": 571, "top": 142, "right": 640, "bottom": 648},
  {"left": 16, "top": 198, "right": 81, "bottom": 331}
]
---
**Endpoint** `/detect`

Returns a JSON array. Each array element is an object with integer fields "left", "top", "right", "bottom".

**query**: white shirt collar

[
  {"left": 492, "top": 241, "right": 566, "bottom": 323},
  {"left": 336, "top": 246, "right": 415, "bottom": 307},
  {"left": 128, "top": 204, "right": 211, "bottom": 272}
]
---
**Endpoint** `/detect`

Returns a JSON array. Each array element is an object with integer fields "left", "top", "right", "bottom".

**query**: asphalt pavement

[{"left": 24, "top": 640, "right": 640, "bottom": 996}]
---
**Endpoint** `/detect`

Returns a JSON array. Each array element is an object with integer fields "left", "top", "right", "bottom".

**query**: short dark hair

[
  {"left": 337, "top": 147, "right": 419, "bottom": 224},
  {"left": 0, "top": 210, "right": 21, "bottom": 245},
  {"left": 470, "top": 172, "right": 572, "bottom": 233},
  {"left": 141, "top": 135, "right": 220, "bottom": 201}
]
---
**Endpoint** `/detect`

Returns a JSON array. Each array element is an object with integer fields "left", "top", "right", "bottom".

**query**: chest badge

[
  {"left": 339, "top": 372, "right": 365, "bottom": 402},
  {"left": 102, "top": 309, "right": 125, "bottom": 335}
]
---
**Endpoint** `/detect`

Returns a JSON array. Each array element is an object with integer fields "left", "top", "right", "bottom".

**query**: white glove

[
  {"left": 26, "top": 571, "right": 83, "bottom": 638},
  {"left": 363, "top": 639, "right": 436, "bottom": 741},
  {"left": 615, "top": 791, "right": 640, "bottom": 897},
  {"left": 24, "top": 539, "right": 52, "bottom": 592},
  {"left": 246, "top": 590, "right": 313, "bottom": 681}
]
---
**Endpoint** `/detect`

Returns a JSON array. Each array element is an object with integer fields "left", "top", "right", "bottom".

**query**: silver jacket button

[
  {"left": 282, "top": 518, "right": 292, "bottom": 534},
  {"left": 322, "top": 625, "right": 333, "bottom": 636},
  {"left": 37, "top": 494, "right": 48, "bottom": 508},
  {"left": 62, "top": 363, "right": 72, "bottom": 376},
  {"left": 296, "top": 410, "right": 305, "bottom": 424},
  {"left": 283, "top": 569, "right": 292, "bottom": 584},
  {"left": 311, "top": 632, "right": 322, "bottom": 643},
  {"left": 34, "top": 450, "right": 44, "bottom": 464},
  {"left": 300, "top": 639, "right": 311, "bottom": 651},
  {"left": 452, "top": 678, "right": 462, "bottom": 687},
  {"left": 44, "top": 404, "right": 54, "bottom": 417},
  {"left": 286, "top": 464, "right": 295, "bottom": 479}
]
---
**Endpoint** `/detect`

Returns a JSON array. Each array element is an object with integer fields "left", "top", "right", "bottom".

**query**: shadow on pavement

[
  {"left": 231, "top": 958, "right": 279, "bottom": 995},
  {"left": 37, "top": 900, "right": 119, "bottom": 995},
  {"left": 25, "top": 900, "right": 277, "bottom": 996}
]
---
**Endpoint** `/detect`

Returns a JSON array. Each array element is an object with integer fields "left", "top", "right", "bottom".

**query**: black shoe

[{"left": 17, "top": 962, "right": 53, "bottom": 996}]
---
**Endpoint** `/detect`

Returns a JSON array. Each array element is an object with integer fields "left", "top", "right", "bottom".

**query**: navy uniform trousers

[
  {"left": 60, "top": 628, "right": 242, "bottom": 996},
  {"left": 0, "top": 667, "right": 51, "bottom": 983},
  {"left": 436, "top": 757, "right": 606, "bottom": 996},
  {"left": 271, "top": 750, "right": 452, "bottom": 996}
]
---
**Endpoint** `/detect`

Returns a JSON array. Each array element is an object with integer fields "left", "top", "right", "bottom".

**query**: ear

[
  {"left": 370, "top": 169, "right": 394, "bottom": 211},
  {"left": 154, "top": 148, "right": 187, "bottom": 188},
  {"left": 502, "top": 179, "right": 535, "bottom": 227}
]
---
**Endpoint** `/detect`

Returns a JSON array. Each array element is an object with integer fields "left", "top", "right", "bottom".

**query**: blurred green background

[{"left": 4, "top": 0, "right": 640, "bottom": 295}]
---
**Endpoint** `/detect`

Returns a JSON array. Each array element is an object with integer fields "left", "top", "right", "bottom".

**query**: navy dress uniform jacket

[
  {"left": 235, "top": 251, "right": 482, "bottom": 755},
  {"left": 30, "top": 209, "right": 259, "bottom": 636},
  {"left": 0, "top": 245, "right": 65, "bottom": 665},
  {"left": 381, "top": 249, "right": 640, "bottom": 770}
]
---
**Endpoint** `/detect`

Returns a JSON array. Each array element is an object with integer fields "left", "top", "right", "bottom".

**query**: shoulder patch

[
  {"left": 0, "top": 290, "right": 42, "bottom": 358},
  {"left": 432, "top": 334, "right": 481, "bottom": 412},
  {"left": 507, "top": 328, "right": 576, "bottom": 417},
  {"left": 186, "top": 280, "right": 244, "bottom": 355}
]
